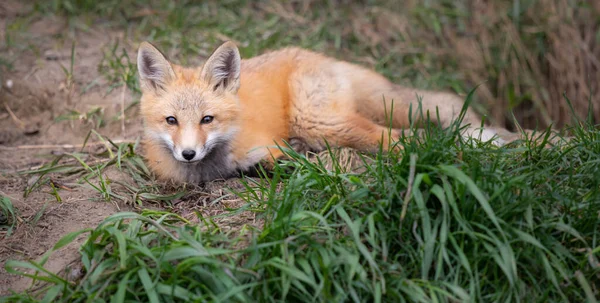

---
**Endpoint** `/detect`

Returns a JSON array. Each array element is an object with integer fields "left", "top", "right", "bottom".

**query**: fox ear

[
  {"left": 137, "top": 42, "right": 176, "bottom": 93},
  {"left": 200, "top": 41, "right": 241, "bottom": 93}
]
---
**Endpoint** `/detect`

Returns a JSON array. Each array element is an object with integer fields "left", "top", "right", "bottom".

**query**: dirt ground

[
  {"left": 0, "top": 3, "right": 253, "bottom": 295},
  {"left": 0, "top": 7, "right": 128, "bottom": 295}
]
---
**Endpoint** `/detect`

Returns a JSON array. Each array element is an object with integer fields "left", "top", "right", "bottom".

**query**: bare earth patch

[{"left": 0, "top": 5, "right": 255, "bottom": 295}]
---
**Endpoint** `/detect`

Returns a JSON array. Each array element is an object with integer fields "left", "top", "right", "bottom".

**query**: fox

[{"left": 137, "top": 41, "right": 500, "bottom": 183}]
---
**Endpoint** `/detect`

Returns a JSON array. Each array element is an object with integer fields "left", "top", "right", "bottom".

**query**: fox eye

[
  {"left": 166, "top": 116, "right": 178, "bottom": 125},
  {"left": 201, "top": 116, "right": 214, "bottom": 124}
]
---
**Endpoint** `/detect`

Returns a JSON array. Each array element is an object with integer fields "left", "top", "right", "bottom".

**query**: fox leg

[
  {"left": 307, "top": 114, "right": 402, "bottom": 153},
  {"left": 261, "top": 137, "right": 313, "bottom": 165},
  {"left": 255, "top": 138, "right": 312, "bottom": 169}
]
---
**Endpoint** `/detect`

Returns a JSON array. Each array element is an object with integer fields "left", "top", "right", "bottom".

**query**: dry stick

[
  {"left": 399, "top": 153, "right": 418, "bottom": 241},
  {"left": 120, "top": 85, "right": 126, "bottom": 134},
  {"left": 18, "top": 158, "right": 114, "bottom": 173},
  {"left": 3, "top": 103, "right": 25, "bottom": 129},
  {"left": 0, "top": 139, "right": 136, "bottom": 151}
]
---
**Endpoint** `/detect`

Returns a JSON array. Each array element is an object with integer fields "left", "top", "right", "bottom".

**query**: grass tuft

[{"left": 0, "top": 196, "right": 17, "bottom": 237}]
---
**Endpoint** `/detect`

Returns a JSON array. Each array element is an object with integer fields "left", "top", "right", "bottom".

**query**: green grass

[
  {"left": 0, "top": 196, "right": 17, "bottom": 237},
  {"left": 19, "top": 131, "right": 184, "bottom": 206},
  {"left": 2, "top": 103, "right": 600, "bottom": 301}
]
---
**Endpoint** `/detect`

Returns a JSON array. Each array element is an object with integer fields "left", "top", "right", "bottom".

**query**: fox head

[{"left": 137, "top": 41, "right": 242, "bottom": 164}]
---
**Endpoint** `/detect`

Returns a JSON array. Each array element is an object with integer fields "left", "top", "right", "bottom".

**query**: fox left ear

[
  {"left": 137, "top": 42, "right": 176, "bottom": 94},
  {"left": 200, "top": 41, "right": 241, "bottom": 93}
]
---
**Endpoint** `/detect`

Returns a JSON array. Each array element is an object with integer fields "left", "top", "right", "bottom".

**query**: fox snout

[
  {"left": 171, "top": 128, "right": 206, "bottom": 163},
  {"left": 172, "top": 144, "right": 204, "bottom": 163},
  {"left": 147, "top": 124, "right": 208, "bottom": 163}
]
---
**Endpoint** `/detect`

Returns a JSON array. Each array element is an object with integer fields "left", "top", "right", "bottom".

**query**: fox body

[{"left": 138, "top": 41, "right": 497, "bottom": 183}]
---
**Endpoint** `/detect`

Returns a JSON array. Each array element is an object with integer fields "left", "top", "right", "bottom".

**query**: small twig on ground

[
  {"left": 0, "top": 139, "right": 136, "bottom": 151},
  {"left": 120, "top": 85, "right": 126, "bottom": 134},
  {"left": 18, "top": 157, "right": 121, "bottom": 173},
  {"left": 3, "top": 103, "right": 25, "bottom": 130}
]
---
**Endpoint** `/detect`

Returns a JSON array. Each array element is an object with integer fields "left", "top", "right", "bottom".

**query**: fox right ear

[
  {"left": 137, "top": 42, "right": 176, "bottom": 93},
  {"left": 200, "top": 41, "right": 241, "bottom": 93}
]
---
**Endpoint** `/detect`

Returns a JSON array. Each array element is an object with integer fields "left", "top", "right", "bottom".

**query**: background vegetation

[{"left": 25, "top": 0, "right": 600, "bottom": 129}]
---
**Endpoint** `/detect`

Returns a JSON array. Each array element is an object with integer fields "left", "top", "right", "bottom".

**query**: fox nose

[{"left": 181, "top": 150, "right": 196, "bottom": 161}]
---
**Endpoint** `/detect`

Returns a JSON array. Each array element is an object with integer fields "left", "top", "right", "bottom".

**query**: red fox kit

[{"left": 137, "top": 41, "right": 498, "bottom": 183}]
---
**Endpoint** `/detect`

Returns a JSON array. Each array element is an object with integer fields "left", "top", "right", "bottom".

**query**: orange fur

[{"left": 137, "top": 41, "right": 498, "bottom": 183}]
